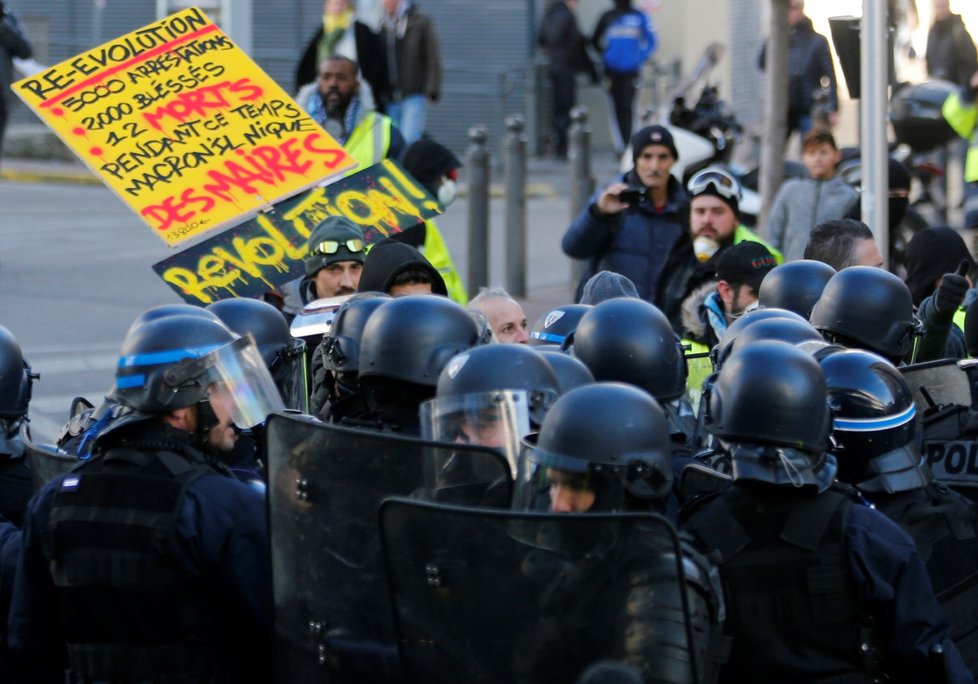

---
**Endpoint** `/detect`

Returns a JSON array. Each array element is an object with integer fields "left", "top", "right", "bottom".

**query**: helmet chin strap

[{"left": 192, "top": 400, "right": 220, "bottom": 451}]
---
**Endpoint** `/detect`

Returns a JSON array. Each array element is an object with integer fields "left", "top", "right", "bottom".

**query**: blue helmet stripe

[
  {"left": 833, "top": 403, "right": 916, "bottom": 432},
  {"left": 117, "top": 343, "right": 224, "bottom": 369},
  {"left": 531, "top": 332, "right": 565, "bottom": 344},
  {"left": 115, "top": 374, "right": 146, "bottom": 389}
]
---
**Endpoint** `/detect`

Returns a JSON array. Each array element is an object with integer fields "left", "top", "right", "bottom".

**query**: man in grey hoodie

[{"left": 765, "top": 129, "right": 858, "bottom": 262}]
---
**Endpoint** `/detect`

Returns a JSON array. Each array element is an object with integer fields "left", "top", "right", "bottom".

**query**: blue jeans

[{"left": 387, "top": 94, "right": 427, "bottom": 145}]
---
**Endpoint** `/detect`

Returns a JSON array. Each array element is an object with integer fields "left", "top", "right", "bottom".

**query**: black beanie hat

[{"left": 631, "top": 125, "right": 678, "bottom": 163}]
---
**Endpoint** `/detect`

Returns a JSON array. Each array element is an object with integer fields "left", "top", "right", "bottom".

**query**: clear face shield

[
  {"left": 269, "top": 338, "right": 309, "bottom": 413},
  {"left": 513, "top": 446, "right": 626, "bottom": 516},
  {"left": 420, "top": 390, "right": 531, "bottom": 478},
  {"left": 202, "top": 334, "right": 286, "bottom": 429}
]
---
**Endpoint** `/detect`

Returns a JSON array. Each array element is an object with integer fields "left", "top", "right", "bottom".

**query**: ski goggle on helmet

[{"left": 687, "top": 167, "right": 742, "bottom": 202}]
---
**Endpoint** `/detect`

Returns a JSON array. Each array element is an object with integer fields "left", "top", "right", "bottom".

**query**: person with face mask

[{"left": 393, "top": 137, "right": 467, "bottom": 304}]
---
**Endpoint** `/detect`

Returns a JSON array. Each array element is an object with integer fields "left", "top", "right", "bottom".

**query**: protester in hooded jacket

[{"left": 357, "top": 237, "right": 448, "bottom": 297}]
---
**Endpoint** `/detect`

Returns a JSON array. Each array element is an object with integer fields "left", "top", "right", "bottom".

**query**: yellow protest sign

[{"left": 13, "top": 7, "right": 356, "bottom": 246}]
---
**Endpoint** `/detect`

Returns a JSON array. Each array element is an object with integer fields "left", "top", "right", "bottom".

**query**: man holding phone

[{"left": 562, "top": 125, "right": 691, "bottom": 325}]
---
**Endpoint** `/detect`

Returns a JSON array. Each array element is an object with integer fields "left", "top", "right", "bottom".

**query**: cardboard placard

[
  {"left": 13, "top": 6, "right": 355, "bottom": 246},
  {"left": 152, "top": 159, "right": 442, "bottom": 304}
]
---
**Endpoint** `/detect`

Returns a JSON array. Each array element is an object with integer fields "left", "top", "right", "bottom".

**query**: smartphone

[{"left": 618, "top": 187, "right": 648, "bottom": 204}]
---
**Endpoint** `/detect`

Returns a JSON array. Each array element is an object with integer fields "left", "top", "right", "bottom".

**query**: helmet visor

[
  {"left": 513, "top": 445, "right": 626, "bottom": 515},
  {"left": 420, "top": 390, "right": 530, "bottom": 477},
  {"left": 270, "top": 339, "right": 309, "bottom": 413},
  {"left": 206, "top": 335, "right": 286, "bottom": 428}
]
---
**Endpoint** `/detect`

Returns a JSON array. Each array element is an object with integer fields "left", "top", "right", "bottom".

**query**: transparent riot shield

[
  {"left": 20, "top": 424, "right": 79, "bottom": 491},
  {"left": 379, "top": 498, "right": 701, "bottom": 684},
  {"left": 264, "top": 412, "right": 512, "bottom": 683}
]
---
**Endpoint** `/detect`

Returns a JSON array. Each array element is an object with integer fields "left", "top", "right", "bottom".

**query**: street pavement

[{"left": 0, "top": 152, "right": 622, "bottom": 442}]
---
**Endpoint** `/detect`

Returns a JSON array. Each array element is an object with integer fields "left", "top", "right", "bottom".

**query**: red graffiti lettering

[
  {"left": 142, "top": 187, "right": 216, "bottom": 232},
  {"left": 302, "top": 132, "right": 349, "bottom": 169},
  {"left": 143, "top": 78, "right": 265, "bottom": 131}
]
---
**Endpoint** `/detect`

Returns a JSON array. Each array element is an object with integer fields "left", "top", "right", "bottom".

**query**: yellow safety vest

[
  {"left": 734, "top": 224, "right": 784, "bottom": 264},
  {"left": 682, "top": 339, "right": 714, "bottom": 413},
  {"left": 422, "top": 219, "right": 468, "bottom": 306},
  {"left": 342, "top": 112, "right": 392, "bottom": 176},
  {"left": 943, "top": 92, "right": 978, "bottom": 183}
]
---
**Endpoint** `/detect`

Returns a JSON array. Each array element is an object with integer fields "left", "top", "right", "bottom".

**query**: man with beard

[
  {"left": 280, "top": 216, "right": 367, "bottom": 319},
  {"left": 298, "top": 54, "right": 405, "bottom": 171}
]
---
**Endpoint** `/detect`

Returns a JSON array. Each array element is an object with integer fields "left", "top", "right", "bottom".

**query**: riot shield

[
  {"left": 20, "top": 424, "right": 79, "bottom": 491},
  {"left": 379, "top": 498, "right": 701, "bottom": 684},
  {"left": 902, "top": 360, "right": 978, "bottom": 495},
  {"left": 901, "top": 359, "right": 974, "bottom": 417},
  {"left": 264, "top": 413, "right": 512, "bottom": 683}
]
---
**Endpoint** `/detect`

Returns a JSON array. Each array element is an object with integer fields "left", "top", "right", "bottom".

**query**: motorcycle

[{"left": 626, "top": 44, "right": 800, "bottom": 228}]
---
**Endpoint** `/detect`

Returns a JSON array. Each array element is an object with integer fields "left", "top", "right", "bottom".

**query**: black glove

[{"left": 934, "top": 260, "right": 971, "bottom": 315}]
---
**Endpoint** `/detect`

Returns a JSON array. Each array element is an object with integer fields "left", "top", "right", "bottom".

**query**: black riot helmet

[
  {"left": 706, "top": 340, "right": 834, "bottom": 488},
  {"left": 0, "top": 325, "right": 36, "bottom": 420},
  {"left": 321, "top": 292, "right": 392, "bottom": 374},
  {"left": 529, "top": 304, "right": 592, "bottom": 348},
  {"left": 757, "top": 259, "right": 837, "bottom": 319},
  {"left": 713, "top": 307, "right": 808, "bottom": 369},
  {"left": 125, "top": 303, "right": 221, "bottom": 336},
  {"left": 731, "top": 317, "right": 824, "bottom": 351},
  {"left": 421, "top": 345, "right": 561, "bottom": 474},
  {"left": 572, "top": 298, "right": 686, "bottom": 401},
  {"left": 113, "top": 314, "right": 284, "bottom": 428},
  {"left": 514, "top": 383, "right": 673, "bottom": 512},
  {"left": 359, "top": 295, "right": 479, "bottom": 387},
  {"left": 819, "top": 348, "right": 929, "bottom": 494},
  {"left": 206, "top": 297, "right": 308, "bottom": 411},
  {"left": 536, "top": 350, "right": 595, "bottom": 395},
  {"left": 206, "top": 298, "right": 292, "bottom": 367},
  {"left": 809, "top": 266, "right": 921, "bottom": 363}
]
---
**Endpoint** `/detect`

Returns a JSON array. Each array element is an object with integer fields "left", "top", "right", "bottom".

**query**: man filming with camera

[{"left": 562, "top": 125, "right": 691, "bottom": 324}]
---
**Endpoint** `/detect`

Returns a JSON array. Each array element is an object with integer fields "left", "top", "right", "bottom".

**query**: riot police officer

[
  {"left": 0, "top": 324, "right": 37, "bottom": 527},
  {"left": 820, "top": 347, "right": 978, "bottom": 677},
  {"left": 809, "top": 266, "right": 923, "bottom": 364},
  {"left": 308, "top": 292, "right": 390, "bottom": 423},
  {"left": 8, "top": 313, "right": 282, "bottom": 682},
  {"left": 528, "top": 303, "right": 592, "bottom": 348},
  {"left": 571, "top": 298, "right": 697, "bottom": 455},
  {"left": 422, "top": 343, "right": 560, "bottom": 475},
  {"left": 514, "top": 382, "right": 727, "bottom": 683},
  {"left": 358, "top": 295, "right": 479, "bottom": 434},
  {"left": 756, "top": 258, "right": 836, "bottom": 319},
  {"left": 681, "top": 340, "right": 970, "bottom": 682}
]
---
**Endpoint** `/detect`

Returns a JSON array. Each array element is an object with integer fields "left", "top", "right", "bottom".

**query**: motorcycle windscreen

[
  {"left": 21, "top": 424, "right": 78, "bottom": 491},
  {"left": 379, "top": 498, "right": 696, "bottom": 684},
  {"left": 264, "top": 413, "right": 512, "bottom": 682}
]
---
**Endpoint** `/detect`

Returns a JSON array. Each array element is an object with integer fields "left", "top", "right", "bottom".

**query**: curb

[{"left": 0, "top": 165, "right": 99, "bottom": 186}]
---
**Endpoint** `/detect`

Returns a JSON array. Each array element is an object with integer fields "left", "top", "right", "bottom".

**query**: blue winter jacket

[{"left": 562, "top": 172, "right": 689, "bottom": 304}]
